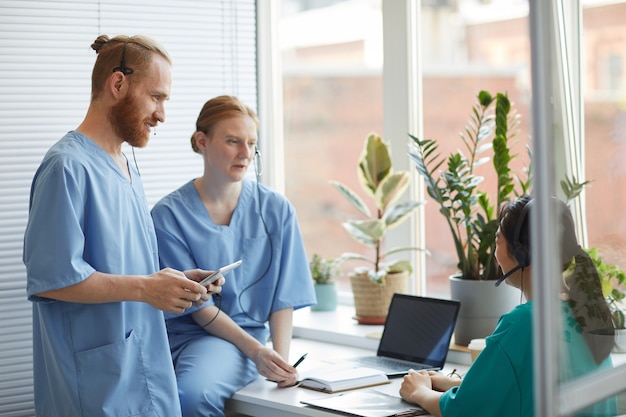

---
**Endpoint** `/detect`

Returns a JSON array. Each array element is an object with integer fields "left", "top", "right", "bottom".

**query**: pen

[{"left": 292, "top": 353, "right": 308, "bottom": 368}]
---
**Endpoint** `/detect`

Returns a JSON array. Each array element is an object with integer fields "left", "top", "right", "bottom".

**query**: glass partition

[{"left": 279, "top": 0, "right": 626, "bottom": 415}]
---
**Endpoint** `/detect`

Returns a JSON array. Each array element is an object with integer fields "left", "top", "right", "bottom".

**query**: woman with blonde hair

[{"left": 151, "top": 95, "right": 316, "bottom": 417}]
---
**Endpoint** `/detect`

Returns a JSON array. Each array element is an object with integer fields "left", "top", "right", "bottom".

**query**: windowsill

[
  {"left": 293, "top": 305, "right": 472, "bottom": 366},
  {"left": 293, "top": 306, "right": 626, "bottom": 370}
]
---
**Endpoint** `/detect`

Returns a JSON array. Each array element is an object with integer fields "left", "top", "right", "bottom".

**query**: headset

[
  {"left": 512, "top": 198, "right": 534, "bottom": 268},
  {"left": 234, "top": 145, "right": 275, "bottom": 323},
  {"left": 254, "top": 147, "right": 263, "bottom": 177},
  {"left": 495, "top": 198, "right": 533, "bottom": 287}
]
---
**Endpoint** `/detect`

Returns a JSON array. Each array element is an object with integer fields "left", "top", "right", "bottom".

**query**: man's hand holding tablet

[{"left": 199, "top": 260, "right": 242, "bottom": 287}]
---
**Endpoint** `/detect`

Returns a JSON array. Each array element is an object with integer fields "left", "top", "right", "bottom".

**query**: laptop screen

[{"left": 378, "top": 294, "right": 460, "bottom": 368}]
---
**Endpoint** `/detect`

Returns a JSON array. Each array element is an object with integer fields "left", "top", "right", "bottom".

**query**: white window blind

[{"left": 0, "top": 1, "right": 257, "bottom": 415}]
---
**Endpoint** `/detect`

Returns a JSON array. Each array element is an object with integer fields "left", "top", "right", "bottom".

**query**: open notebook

[{"left": 347, "top": 294, "right": 460, "bottom": 377}]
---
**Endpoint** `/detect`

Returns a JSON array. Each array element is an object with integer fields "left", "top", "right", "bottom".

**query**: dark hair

[
  {"left": 89, "top": 34, "right": 172, "bottom": 100},
  {"left": 499, "top": 195, "right": 614, "bottom": 363},
  {"left": 499, "top": 195, "right": 533, "bottom": 266},
  {"left": 499, "top": 196, "right": 582, "bottom": 270},
  {"left": 191, "top": 95, "right": 259, "bottom": 154}
]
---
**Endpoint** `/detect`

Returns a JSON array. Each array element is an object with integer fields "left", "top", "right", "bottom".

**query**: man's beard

[{"left": 110, "top": 90, "right": 153, "bottom": 148}]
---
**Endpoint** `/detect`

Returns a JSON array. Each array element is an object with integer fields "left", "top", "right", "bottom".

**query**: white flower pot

[
  {"left": 613, "top": 329, "right": 626, "bottom": 353},
  {"left": 450, "top": 275, "right": 521, "bottom": 346}
]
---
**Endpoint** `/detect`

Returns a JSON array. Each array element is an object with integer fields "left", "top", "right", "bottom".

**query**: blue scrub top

[
  {"left": 23, "top": 132, "right": 180, "bottom": 417},
  {"left": 151, "top": 179, "right": 316, "bottom": 339}
]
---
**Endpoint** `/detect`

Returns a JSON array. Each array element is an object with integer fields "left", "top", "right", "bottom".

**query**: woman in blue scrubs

[
  {"left": 399, "top": 196, "right": 616, "bottom": 417},
  {"left": 151, "top": 95, "right": 316, "bottom": 417}
]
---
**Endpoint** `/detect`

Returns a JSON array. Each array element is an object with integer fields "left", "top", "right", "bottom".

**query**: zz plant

[{"left": 408, "top": 90, "right": 531, "bottom": 280}]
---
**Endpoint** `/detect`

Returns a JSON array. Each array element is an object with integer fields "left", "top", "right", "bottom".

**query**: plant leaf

[
  {"left": 376, "top": 171, "right": 410, "bottom": 212},
  {"left": 358, "top": 133, "right": 392, "bottom": 196},
  {"left": 562, "top": 176, "right": 593, "bottom": 205},
  {"left": 385, "top": 259, "right": 413, "bottom": 274},
  {"left": 337, "top": 252, "right": 373, "bottom": 264},
  {"left": 383, "top": 200, "right": 425, "bottom": 228},
  {"left": 342, "top": 219, "right": 384, "bottom": 246},
  {"left": 330, "top": 180, "right": 371, "bottom": 218}
]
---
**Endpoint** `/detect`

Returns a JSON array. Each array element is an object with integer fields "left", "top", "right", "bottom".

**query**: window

[
  {"left": 279, "top": 0, "right": 533, "bottom": 297},
  {"left": 281, "top": 0, "right": 384, "bottom": 296}
]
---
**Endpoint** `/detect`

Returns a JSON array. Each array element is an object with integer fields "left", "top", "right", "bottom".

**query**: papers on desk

[
  {"left": 301, "top": 390, "right": 427, "bottom": 417},
  {"left": 298, "top": 365, "right": 390, "bottom": 393}
]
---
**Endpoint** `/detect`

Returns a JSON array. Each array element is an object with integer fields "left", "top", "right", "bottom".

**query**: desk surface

[
  {"left": 225, "top": 338, "right": 467, "bottom": 417},
  {"left": 227, "top": 307, "right": 626, "bottom": 417}
]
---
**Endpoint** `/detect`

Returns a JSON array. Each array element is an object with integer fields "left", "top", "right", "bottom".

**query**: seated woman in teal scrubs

[
  {"left": 399, "top": 196, "right": 616, "bottom": 417},
  {"left": 151, "top": 95, "right": 316, "bottom": 417}
]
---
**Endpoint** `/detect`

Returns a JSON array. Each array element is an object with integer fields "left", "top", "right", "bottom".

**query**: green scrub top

[{"left": 440, "top": 301, "right": 616, "bottom": 417}]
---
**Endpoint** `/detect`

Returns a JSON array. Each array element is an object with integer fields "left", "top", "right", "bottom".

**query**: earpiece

[
  {"left": 254, "top": 147, "right": 263, "bottom": 178},
  {"left": 112, "top": 38, "right": 134, "bottom": 75}
]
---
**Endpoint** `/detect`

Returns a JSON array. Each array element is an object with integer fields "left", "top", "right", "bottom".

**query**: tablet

[{"left": 199, "top": 260, "right": 242, "bottom": 286}]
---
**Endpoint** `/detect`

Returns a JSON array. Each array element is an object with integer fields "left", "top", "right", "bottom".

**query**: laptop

[{"left": 347, "top": 294, "right": 461, "bottom": 377}]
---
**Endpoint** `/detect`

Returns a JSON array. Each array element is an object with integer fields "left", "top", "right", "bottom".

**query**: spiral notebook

[{"left": 347, "top": 294, "right": 460, "bottom": 377}]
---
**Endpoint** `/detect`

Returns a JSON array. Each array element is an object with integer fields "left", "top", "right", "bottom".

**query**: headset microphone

[{"left": 494, "top": 264, "right": 522, "bottom": 287}]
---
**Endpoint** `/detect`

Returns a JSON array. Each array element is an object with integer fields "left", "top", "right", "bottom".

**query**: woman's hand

[
  {"left": 400, "top": 369, "right": 432, "bottom": 404},
  {"left": 252, "top": 347, "right": 298, "bottom": 388},
  {"left": 429, "top": 370, "right": 462, "bottom": 392},
  {"left": 399, "top": 370, "right": 444, "bottom": 417}
]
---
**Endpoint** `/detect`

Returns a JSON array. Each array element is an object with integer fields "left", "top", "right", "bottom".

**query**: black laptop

[{"left": 348, "top": 294, "right": 461, "bottom": 377}]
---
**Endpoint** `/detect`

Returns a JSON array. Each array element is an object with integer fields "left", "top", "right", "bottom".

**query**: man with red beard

[{"left": 23, "top": 35, "right": 222, "bottom": 417}]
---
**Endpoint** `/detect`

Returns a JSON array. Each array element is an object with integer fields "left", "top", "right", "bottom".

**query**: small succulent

[{"left": 309, "top": 254, "right": 339, "bottom": 285}]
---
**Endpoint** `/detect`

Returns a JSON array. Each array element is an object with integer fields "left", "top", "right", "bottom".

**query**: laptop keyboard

[{"left": 353, "top": 356, "right": 431, "bottom": 372}]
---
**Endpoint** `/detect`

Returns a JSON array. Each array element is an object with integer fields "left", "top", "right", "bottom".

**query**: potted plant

[
  {"left": 594, "top": 249, "right": 626, "bottom": 331},
  {"left": 561, "top": 176, "right": 626, "bottom": 351},
  {"left": 583, "top": 248, "right": 626, "bottom": 352},
  {"left": 309, "top": 253, "right": 339, "bottom": 312},
  {"left": 331, "top": 133, "right": 425, "bottom": 324},
  {"left": 561, "top": 243, "right": 626, "bottom": 357},
  {"left": 407, "top": 90, "right": 530, "bottom": 345}
]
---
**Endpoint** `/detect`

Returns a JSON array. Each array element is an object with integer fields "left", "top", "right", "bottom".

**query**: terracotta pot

[{"left": 350, "top": 271, "right": 408, "bottom": 324}]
